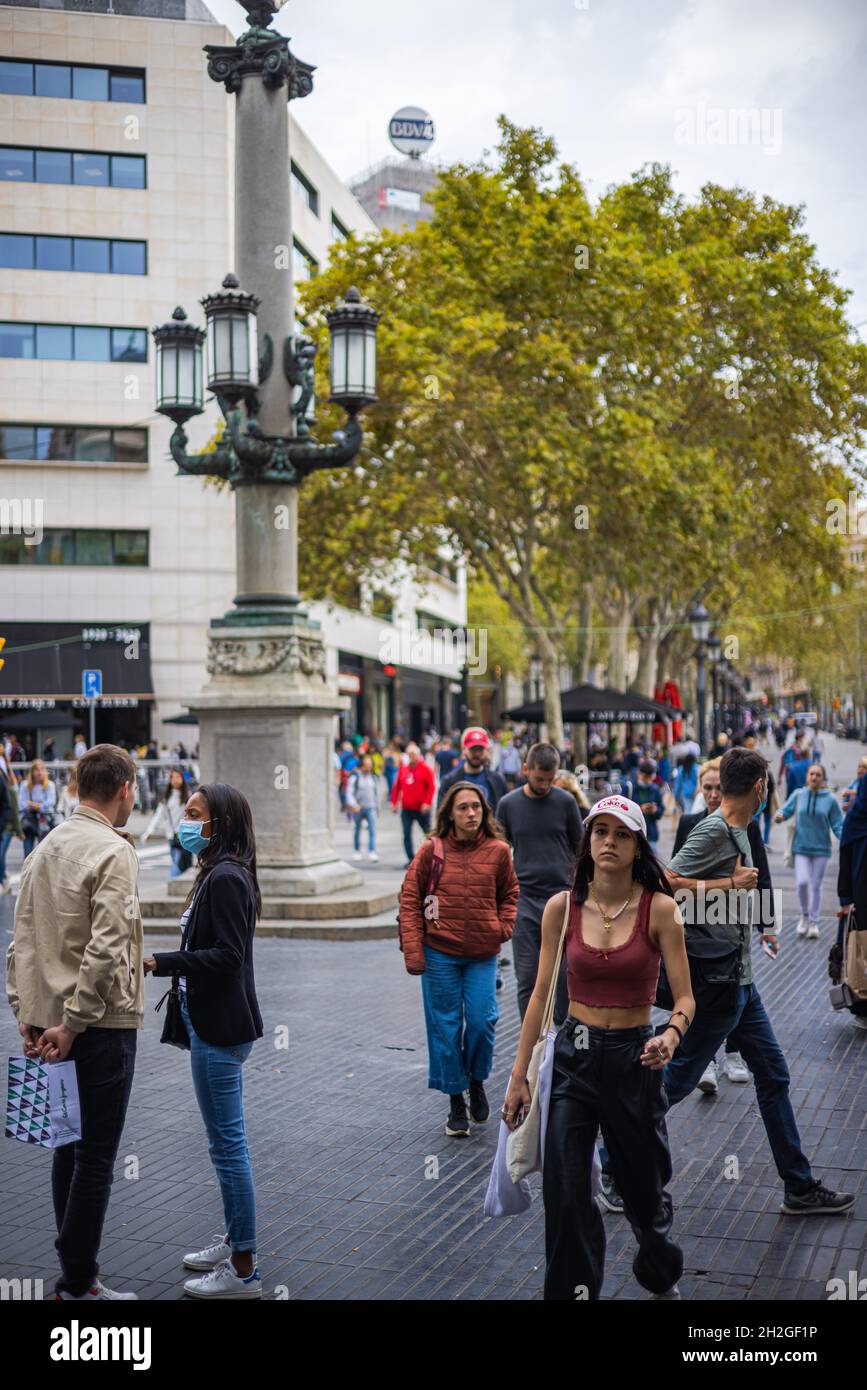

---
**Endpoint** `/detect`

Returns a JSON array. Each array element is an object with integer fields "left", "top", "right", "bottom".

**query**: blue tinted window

[
  {"left": 35, "top": 236, "right": 72, "bottom": 271},
  {"left": 0, "top": 234, "right": 35, "bottom": 269},
  {"left": 1, "top": 426, "right": 36, "bottom": 459},
  {"left": 36, "top": 324, "right": 73, "bottom": 359},
  {"left": 74, "top": 238, "right": 110, "bottom": 273},
  {"left": 73, "top": 152, "right": 109, "bottom": 186},
  {"left": 35, "top": 64, "right": 71, "bottom": 98},
  {"left": 0, "top": 148, "right": 35, "bottom": 181},
  {"left": 111, "top": 328, "right": 147, "bottom": 362},
  {"left": 36, "top": 149, "right": 71, "bottom": 184},
  {"left": 0, "top": 61, "right": 33, "bottom": 96},
  {"left": 72, "top": 66, "right": 109, "bottom": 101},
  {"left": 110, "top": 72, "right": 145, "bottom": 104},
  {"left": 0, "top": 323, "right": 35, "bottom": 357},
  {"left": 74, "top": 326, "right": 110, "bottom": 361},
  {"left": 110, "top": 154, "right": 145, "bottom": 189},
  {"left": 111, "top": 240, "right": 146, "bottom": 275}
]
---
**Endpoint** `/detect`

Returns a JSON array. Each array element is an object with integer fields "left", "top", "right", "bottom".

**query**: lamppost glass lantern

[
  {"left": 151, "top": 307, "right": 205, "bottom": 424},
  {"left": 689, "top": 601, "right": 710, "bottom": 643},
  {"left": 707, "top": 632, "right": 721, "bottom": 662},
  {"left": 326, "top": 286, "right": 380, "bottom": 412},
  {"left": 201, "top": 272, "right": 260, "bottom": 405}
]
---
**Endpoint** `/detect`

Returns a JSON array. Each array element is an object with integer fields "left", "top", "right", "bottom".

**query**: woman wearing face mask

[
  {"left": 775, "top": 764, "right": 842, "bottom": 939},
  {"left": 399, "top": 781, "right": 519, "bottom": 1138},
  {"left": 143, "top": 783, "right": 263, "bottom": 1298}
]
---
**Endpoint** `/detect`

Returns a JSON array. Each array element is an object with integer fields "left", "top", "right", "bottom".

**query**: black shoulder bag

[
  {"left": 656, "top": 825, "right": 749, "bottom": 1015},
  {"left": 154, "top": 889, "right": 201, "bottom": 1049}
]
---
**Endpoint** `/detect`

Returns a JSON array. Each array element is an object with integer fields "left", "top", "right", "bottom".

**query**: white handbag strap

[{"left": 540, "top": 891, "right": 571, "bottom": 1037}]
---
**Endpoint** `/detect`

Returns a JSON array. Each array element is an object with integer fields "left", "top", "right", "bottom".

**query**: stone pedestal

[{"left": 188, "top": 619, "right": 363, "bottom": 895}]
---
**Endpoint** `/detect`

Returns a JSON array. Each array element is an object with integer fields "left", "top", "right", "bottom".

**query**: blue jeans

[
  {"left": 353, "top": 807, "right": 377, "bottom": 853},
  {"left": 169, "top": 844, "right": 185, "bottom": 878},
  {"left": 179, "top": 993, "right": 257, "bottom": 1251},
  {"left": 0, "top": 829, "right": 11, "bottom": 880},
  {"left": 601, "top": 986, "right": 814, "bottom": 1195},
  {"left": 420, "top": 944, "right": 499, "bottom": 1093}
]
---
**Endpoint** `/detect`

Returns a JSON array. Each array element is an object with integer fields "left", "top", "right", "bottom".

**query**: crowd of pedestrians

[{"left": 4, "top": 712, "right": 864, "bottom": 1302}]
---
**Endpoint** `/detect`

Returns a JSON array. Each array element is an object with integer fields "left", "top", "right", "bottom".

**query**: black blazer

[
  {"left": 673, "top": 810, "right": 775, "bottom": 930},
  {"left": 153, "top": 861, "right": 263, "bottom": 1047}
]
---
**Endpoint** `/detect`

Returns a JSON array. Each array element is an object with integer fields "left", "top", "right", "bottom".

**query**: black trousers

[
  {"left": 512, "top": 895, "right": 569, "bottom": 1024},
  {"left": 50, "top": 1028, "right": 137, "bottom": 1296},
  {"left": 400, "top": 808, "right": 430, "bottom": 862},
  {"left": 542, "top": 1018, "right": 682, "bottom": 1300}
]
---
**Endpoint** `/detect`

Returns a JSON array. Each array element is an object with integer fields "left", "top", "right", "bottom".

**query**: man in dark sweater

[{"left": 495, "top": 742, "right": 583, "bottom": 1022}]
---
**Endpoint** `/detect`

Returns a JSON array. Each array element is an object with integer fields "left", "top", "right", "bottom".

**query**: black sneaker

[
  {"left": 597, "top": 1171, "right": 624, "bottom": 1214},
  {"left": 780, "top": 1183, "right": 855, "bottom": 1216},
  {"left": 495, "top": 971, "right": 503, "bottom": 991},
  {"left": 468, "top": 1080, "right": 490, "bottom": 1123},
  {"left": 445, "top": 1094, "right": 470, "bottom": 1137}
]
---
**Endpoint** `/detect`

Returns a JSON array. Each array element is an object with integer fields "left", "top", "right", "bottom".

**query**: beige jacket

[{"left": 6, "top": 804, "right": 143, "bottom": 1033}]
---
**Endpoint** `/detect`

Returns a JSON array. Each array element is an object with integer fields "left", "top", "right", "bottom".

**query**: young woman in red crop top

[{"left": 502, "top": 796, "right": 694, "bottom": 1302}]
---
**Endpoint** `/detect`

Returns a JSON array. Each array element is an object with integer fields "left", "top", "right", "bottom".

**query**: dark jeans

[
  {"left": 512, "top": 895, "right": 569, "bottom": 1024},
  {"left": 663, "top": 984, "right": 814, "bottom": 1194},
  {"left": 400, "top": 808, "right": 430, "bottom": 862},
  {"left": 51, "top": 1028, "right": 137, "bottom": 1296},
  {"left": 543, "top": 1019, "right": 682, "bottom": 1300}
]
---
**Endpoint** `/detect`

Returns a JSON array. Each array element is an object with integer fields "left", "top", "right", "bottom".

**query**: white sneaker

[
  {"left": 853, "top": 1016, "right": 867, "bottom": 1030},
  {"left": 183, "top": 1234, "right": 232, "bottom": 1270},
  {"left": 352, "top": 851, "right": 362, "bottom": 861},
  {"left": 807, "top": 920, "right": 820, "bottom": 939},
  {"left": 652, "top": 1284, "right": 681, "bottom": 1300},
  {"left": 368, "top": 851, "right": 379, "bottom": 862},
  {"left": 184, "top": 1259, "right": 262, "bottom": 1299},
  {"left": 796, "top": 916, "right": 808, "bottom": 937},
  {"left": 722, "top": 1051, "right": 751, "bottom": 1084},
  {"left": 56, "top": 1280, "right": 138, "bottom": 1301},
  {"left": 697, "top": 1060, "right": 718, "bottom": 1095}
]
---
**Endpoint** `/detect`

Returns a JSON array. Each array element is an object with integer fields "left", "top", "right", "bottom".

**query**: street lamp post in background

[
  {"left": 707, "top": 632, "right": 721, "bottom": 747},
  {"left": 689, "top": 602, "right": 710, "bottom": 753},
  {"left": 150, "top": 1, "right": 380, "bottom": 898}
]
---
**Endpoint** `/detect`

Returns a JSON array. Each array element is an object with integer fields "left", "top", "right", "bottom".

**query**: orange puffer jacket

[{"left": 399, "top": 830, "right": 519, "bottom": 975}]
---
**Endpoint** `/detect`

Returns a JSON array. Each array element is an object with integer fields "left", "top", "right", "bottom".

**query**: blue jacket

[{"left": 780, "top": 787, "right": 842, "bottom": 857}]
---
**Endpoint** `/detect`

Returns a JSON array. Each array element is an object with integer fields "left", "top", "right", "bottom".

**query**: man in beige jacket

[{"left": 6, "top": 744, "right": 143, "bottom": 1301}]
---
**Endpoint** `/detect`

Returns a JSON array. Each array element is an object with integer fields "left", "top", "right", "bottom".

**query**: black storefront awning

[
  {"left": 504, "top": 683, "right": 688, "bottom": 724},
  {"left": 0, "top": 623, "right": 154, "bottom": 703}
]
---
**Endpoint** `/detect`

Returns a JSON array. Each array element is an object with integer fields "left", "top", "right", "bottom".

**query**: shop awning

[{"left": 504, "top": 683, "right": 688, "bottom": 724}]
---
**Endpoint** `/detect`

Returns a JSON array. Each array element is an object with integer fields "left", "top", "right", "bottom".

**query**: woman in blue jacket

[{"left": 775, "top": 764, "right": 842, "bottom": 939}]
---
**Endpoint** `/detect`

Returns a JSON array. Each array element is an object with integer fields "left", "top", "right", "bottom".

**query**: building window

[
  {"left": 0, "top": 60, "right": 145, "bottom": 104},
  {"left": 416, "top": 610, "right": 457, "bottom": 634},
  {"left": 0, "top": 323, "right": 148, "bottom": 363},
  {"left": 291, "top": 162, "right": 319, "bottom": 216},
  {"left": 0, "top": 529, "right": 149, "bottom": 567},
  {"left": 0, "top": 146, "right": 146, "bottom": 189},
  {"left": 292, "top": 238, "right": 318, "bottom": 282},
  {"left": 0, "top": 233, "right": 147, "bottom": 276},
  {"left": 330, "top": 212, "right": 351, "bottom": 242},
  {"left": 371, "top": 591, "right": 394, "bottom": 623},
  {"left": 0, "top": 424, "right": 148, "bottom": 464}
]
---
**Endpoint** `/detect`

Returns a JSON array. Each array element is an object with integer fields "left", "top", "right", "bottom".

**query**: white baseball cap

[{"left": 584, "top": 795, "right": 646, "bottom": 836}]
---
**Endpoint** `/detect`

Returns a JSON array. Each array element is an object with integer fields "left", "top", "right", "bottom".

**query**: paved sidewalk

[{"left": 1, "top": 738, "right": 865, "bottom": 1299}]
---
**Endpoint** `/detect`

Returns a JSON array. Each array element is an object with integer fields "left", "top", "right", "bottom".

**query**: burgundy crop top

[{"left": 566, "top": 888, "right": 661, "bottom": 1008}]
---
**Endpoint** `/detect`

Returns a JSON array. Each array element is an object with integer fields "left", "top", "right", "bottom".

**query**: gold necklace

[{"left": 590, "top": 881, "right": 634, "bottom": 934}]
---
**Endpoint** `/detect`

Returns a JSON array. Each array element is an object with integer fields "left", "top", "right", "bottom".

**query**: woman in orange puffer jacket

[{"left": 399, "top": 781, "right": 519, "bottom": 1137}]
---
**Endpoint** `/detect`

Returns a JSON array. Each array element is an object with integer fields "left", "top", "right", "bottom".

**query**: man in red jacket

[{"left": 391, "top": 742, "right": 435, "bottom": 866}]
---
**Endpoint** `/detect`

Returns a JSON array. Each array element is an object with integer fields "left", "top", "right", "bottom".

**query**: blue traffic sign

[{"left": 82, "top": 669, "right": 103, "bottom": 699}]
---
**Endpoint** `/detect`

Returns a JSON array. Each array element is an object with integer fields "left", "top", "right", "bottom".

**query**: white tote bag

[
  {"left": 5, "top": 1055, "right": 81, "bottom": 1149},
  {"left": 506, "top": 893, "right": 570, "bottom": 1182}
]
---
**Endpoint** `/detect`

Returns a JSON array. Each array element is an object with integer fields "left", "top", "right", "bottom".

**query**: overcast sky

[{"left": 205, "top": 0, "right": 867, "bottom": 333}]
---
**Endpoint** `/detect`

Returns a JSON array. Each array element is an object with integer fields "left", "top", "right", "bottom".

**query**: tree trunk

[
  {"left": 538, "top": 628, "right": 565, "bottom": 749},
  {"left": 576, "top": 584, "right": 594, "bottom": 683}
]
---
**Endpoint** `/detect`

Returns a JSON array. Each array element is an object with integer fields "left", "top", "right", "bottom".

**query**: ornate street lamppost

[
  {"left": 707, "top": 631, "right": 721, "bottom": 746},
  {"left": 689, "top": 602, "right": 710, "bottom": 753},
  {"left": 150, "top": 0, "right": 381, "bottom": 900}
]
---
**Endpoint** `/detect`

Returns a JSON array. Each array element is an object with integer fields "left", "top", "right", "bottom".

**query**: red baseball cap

[{"left": 461, "top": 727, "right": 490, "bottom": 749}]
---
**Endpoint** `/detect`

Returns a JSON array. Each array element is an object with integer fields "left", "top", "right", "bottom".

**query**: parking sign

[{"left": 82, "top": 669, "right": 102, "bottom": 699}]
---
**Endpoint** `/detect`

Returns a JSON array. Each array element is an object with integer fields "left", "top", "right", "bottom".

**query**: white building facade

[{"left": 0, "top": 0, "right": 465, "bottom": 753}]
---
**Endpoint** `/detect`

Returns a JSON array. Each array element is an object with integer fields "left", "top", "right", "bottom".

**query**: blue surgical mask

[{"left": 178, "top": 819, "right": 211, "bottom": 854}]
